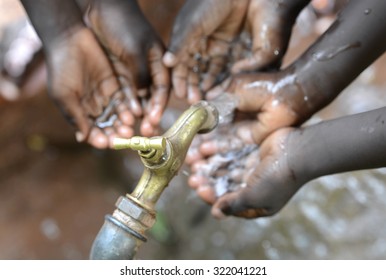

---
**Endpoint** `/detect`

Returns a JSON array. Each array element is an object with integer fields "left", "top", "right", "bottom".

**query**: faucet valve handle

[{"left": 113, "top": 136, "right": 166, "bottom": 152}]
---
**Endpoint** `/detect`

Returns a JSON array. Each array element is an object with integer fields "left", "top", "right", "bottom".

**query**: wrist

[
  {"left": 21, "top": 0, "right": 85, "bottom": 52},
  {"left": 285, "top": 127, "right": 317, "bottom": 185}
]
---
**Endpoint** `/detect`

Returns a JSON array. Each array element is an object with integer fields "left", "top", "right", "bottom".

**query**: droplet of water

[
  {"left": 194, "top": 53, "right": 202, "bottom": 61},
  {"left": 271, "top": 99, "right": 280, "bottom": 107},
  {"left": 364, "top": 9, "right": 371, "bottom": 15},
  {"left": 304, "top": 96, "right": 309, "bottom": 102},
  {"left": 274, "top": 49, "right": 280, "bottom": 56},
  {"left": 40, "top": 218, "right": 61, "bottom": 240},
  {"left": 192, "top": 65, "right": 199, "bottom": 73}
]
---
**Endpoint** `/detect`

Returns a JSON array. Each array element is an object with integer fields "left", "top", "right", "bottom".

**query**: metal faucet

[{"left": 90, "top": 101, "right": 219, "bottom": 259}]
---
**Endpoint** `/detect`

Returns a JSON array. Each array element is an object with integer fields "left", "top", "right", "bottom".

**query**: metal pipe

[{"left": 90, "top": 101, "right": 219, "bottom": 259}]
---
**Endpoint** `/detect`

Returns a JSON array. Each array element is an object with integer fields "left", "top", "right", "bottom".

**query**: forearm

[
  {"left": 288, "top": 107, "right": 386, "bottom": 183},
  {"left": 20, "top": 0, "right": 84, "bottom": 50},
  {"left": 287, "top": 0, "right": 386, "bottom": 115}
]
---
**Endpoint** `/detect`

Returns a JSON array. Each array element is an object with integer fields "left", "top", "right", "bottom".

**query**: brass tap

[{"left": 90, "top": 101, "right": 219, "bottom": 259}]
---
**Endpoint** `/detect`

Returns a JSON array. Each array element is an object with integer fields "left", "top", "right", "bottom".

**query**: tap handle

[{"left": 113, "top": 136, "right": 166, "bottom": 152}]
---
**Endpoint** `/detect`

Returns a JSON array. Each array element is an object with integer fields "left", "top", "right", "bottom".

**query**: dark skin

[
  {"left": 20, "top": 0, "right": 132, "bottom": 148},
  {"left": 163, "top": 0, "right": 310, "bottom": 104},
  {"left": 77, "top": 0, "right": 170, "bottom": 137},
  {"left": 20, "top": 0, "right": 169, "bottom": 147},
  {"left": 211, "top": 108, "right": 386, "bottom": 219},
  {"left": 187, "top": 0, "right": 386, "bottom": 218},
  {"left": 199, "top": 0, "right": 386, "bottom": 145}
]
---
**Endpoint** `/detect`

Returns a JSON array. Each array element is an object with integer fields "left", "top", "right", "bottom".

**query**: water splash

[
  {"left": 209, "top": 92, "right": 239, "bottom": 124},
  {"left": 95, "top": 98, "right": 119, "bottom": 128}
]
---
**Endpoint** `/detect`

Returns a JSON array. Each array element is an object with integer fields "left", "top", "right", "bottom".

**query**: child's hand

[
  {"left": 86, "top": 0, "right": 169, "bottom": 136},
  {"left": 46, "top": 27, "right": 132, "bottom": 148},
  {"left": 163, "top": 0, "right": 305, "bottom": 103},
  {"left": 188, "top": 124, "right": 302, "bottom": 219}
]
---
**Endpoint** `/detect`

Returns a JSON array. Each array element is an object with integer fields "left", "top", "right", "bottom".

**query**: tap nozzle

[{"left": 113, "top": 136, "right": 166, "bottom": 152}]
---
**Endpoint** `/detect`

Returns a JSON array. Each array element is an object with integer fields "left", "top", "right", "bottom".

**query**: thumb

[
  {"left": 249, "top": 102, "right": 299, "bottom": 144},
  {"left": 231, "top": 21, "right": 279, "bottom": 73},
  {"left": 232, "top": 11, "right": 287, "bottom": 73},
  {"left": 163, "top": 2, "right": 203, "bottom": 67},
  {"left": 163, "top": 0, "right": 231, "bottom": 67}
]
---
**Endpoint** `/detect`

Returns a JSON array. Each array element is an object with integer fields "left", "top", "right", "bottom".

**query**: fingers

[
  {"left": 212, "top": 189, "right": 269, "bottom": 219},
  {"left": 52, "top": 88, "right": 92, "bottom": 143},
  {"left": 232, "top": 49, "right": 280, "bottom": 73},
  {"left": 249, "top": 102, "right": 298, "bottom": 144},
  {"left": 199, "top": 54, "right": 228, "bottom": 93},
  {"left": 205, "top": 77, "right": 232, "bottom": 100},
  {"left": 231, "top": 2, "right": 292, "bottom": 73},
  {"left": 164, "top": 0, "right": 242, "bottom": 102},
  {"left": 141, "top": 45, "right": 170, "bottom": 136},
  {"left": 164, "top": 0, "right": 220, "bottom": 66},
  {"left": 118, "top": 76, "right": 142, "bottom": 117},
  {"left": 171, "top": 63, "right": 189, "bottom": 99},
  {"left": 87, "top": 126, "right": 109, "bottom": 149}
]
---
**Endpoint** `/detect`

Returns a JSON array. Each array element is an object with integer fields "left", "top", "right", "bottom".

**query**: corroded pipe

[{"left": 90, "top": 101, "right": 218, "bottom": 259}]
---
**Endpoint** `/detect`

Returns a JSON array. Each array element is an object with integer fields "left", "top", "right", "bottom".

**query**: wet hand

[
  {"left": 206, "top": 70, "right": 309, "bottom": 145},
  {"left": 163, "top": 0, "right": 299, "bottom": 104},
  {"left": 188, "top": 124, "right": 302, "bottom": 219},
  {"left": 46, "top": 27, "right": 133, "bottom": 148},
  {"left": 163, "top": 0, "right": 249, "bottom": 104},
  {"left": 231, "top": 0, "right": 297, "bottom": 72},
  {"left": 86, "top": 0, "right": 169, "bottom": 136}
]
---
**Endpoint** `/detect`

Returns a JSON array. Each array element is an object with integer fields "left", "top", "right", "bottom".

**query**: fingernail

[
  {"left": 141, "top": 120, "right": 154, "bottom": 137},
  {"left": 163, "top": 52, "right": 177, "bottom": 66},
  {"left": 188, "top": 87, "right": 200, "bottom": 104},
  {"left": 197, "top": 186, "right": 216, "bottom": 204},
  {"left": 200, "top": 141, "right": 216, "bottom": 155},
  {"left": 119, "top": 111, "right": 135, "bottom": 126},
  {"left": 118, "top": 126, "right": 134, "bottom": 138},
  {"left": 75, "top": 132, "right": 85, "bottom": 142},
  {"left": 188, "top": 175, "right": 201, "bottom": 189},
  {"left": 149, "top": 105, "right": 162, "bottom": 124}
]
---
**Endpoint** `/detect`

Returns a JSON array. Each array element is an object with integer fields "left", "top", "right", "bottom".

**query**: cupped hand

[
  {"left": 86, "top": 0, "right": 169, "bottom": 136},
  {"left": 163, "top": 0, "right": 302, "bottom": 104},
  {"left": 206, "top": 70, "right": 310, "bottom": 145},
  {"left": 188, "top": 123, "right": 303, "bottom": 219},
  {"left": 163, "top": 0, "right": 249, "bottom": 104},
  {"left": 46, "top": 27, "right": 133, "bottom": 149},
  {"left": 231, "top": 0, "right": 299, "bottom": 72}
]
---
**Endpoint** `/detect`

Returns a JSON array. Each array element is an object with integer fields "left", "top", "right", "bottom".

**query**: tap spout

[
  {"left": 131, "top": 101, "right": 218, "bottom": 207},
  {"left": 90, "top": 101, "right": 218, "bottom": 259}
]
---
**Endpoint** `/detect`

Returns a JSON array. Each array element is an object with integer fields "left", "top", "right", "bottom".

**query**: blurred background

[{"left": 1, "top": 0, "right": 386, "bottom": 259}]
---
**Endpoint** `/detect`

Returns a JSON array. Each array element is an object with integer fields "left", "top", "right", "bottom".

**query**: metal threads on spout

[{"left": 113, "top": 136, "right": 166, "bottom": 152}]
